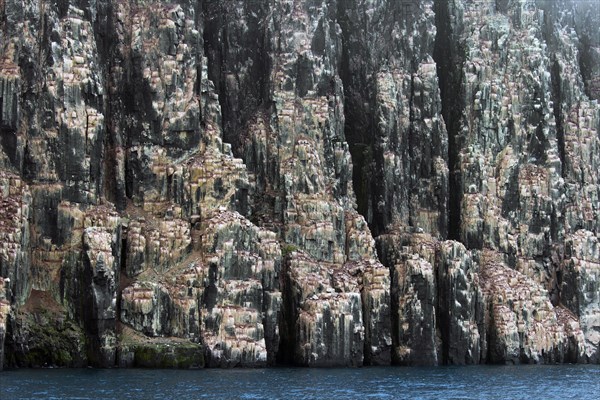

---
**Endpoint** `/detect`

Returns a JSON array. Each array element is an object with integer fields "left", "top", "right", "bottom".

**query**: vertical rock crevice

[
  {"left": 336, "top": 0, "right": 376, "bottom": 232},
  {"left": 433, "top": 0, "right": 464, "bottom": 243},
  {"left": 550, "top": 59, "right": 566, "bottom": 178},
  {"left": 202, "top": 0, "right": 271, "bottom": 159},
  {"left": 98, "top": 1, "right": 127, "bottom": 211}
]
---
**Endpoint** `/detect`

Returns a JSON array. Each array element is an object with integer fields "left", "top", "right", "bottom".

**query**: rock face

[{"left": 0, "top": 0, "right": 598, "bottom": 369}]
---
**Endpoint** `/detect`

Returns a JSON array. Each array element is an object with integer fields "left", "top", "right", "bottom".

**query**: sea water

[{"left": 1, "top": 364, "right": 599, "bottom": 399}]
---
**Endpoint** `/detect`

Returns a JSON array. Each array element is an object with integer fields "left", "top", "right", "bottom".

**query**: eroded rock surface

[{"left": 0, "top": 0, "right": 598, "bottom": 368}]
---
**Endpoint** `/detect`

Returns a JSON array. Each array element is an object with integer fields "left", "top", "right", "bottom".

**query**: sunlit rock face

[{"left": 0, "top": 0, "right": 598, "bottom": 369}]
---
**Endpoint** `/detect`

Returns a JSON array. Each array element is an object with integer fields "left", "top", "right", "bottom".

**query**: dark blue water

[{"left": 1, "top": 365, "right": 599, "bottom": 399}]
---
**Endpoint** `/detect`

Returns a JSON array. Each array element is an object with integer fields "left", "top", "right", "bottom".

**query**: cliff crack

[{"left": 433, "top": 0, "right": 464, "bottom": 243}]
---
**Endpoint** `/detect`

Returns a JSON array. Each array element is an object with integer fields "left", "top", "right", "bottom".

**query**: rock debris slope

[{"left": 0, "top": 0, "right": 598, "bottom": 368}]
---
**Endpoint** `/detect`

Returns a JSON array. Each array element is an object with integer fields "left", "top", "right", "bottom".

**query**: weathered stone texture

[
  {"left": 0, "top": 0, "right": 598, "bottom": 368},
  {"left": 561, "top": 230, "right": 600, "bottom": 362},
  {"left": 437, "top": 240, "right": 484, "bottom": 365}
]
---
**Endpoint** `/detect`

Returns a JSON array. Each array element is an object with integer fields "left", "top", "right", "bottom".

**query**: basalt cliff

[{"left": 0, "top": 0, "right": 598, "bottom": 369}]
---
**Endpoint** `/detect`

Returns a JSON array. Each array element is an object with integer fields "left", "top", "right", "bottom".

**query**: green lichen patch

[
  {"left": 117, "top": 325, "right": 204, "bottom": 368},
  {"left": 6, "top": 310, "right": 87, "bottom": 368},
  {"left": 281, "top": 243, "right": 298, "bottom": 258},
  {"left": 118, "top": 342, "right": 205, "bottom": 369}
]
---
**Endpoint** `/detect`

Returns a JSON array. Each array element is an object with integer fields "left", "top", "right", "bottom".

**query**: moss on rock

[
  {"left": 118, "top": 342, "right": 205, "bottom": 369},
  {"left": 6, "top": 310, "right": 87, "bottom": 368}
]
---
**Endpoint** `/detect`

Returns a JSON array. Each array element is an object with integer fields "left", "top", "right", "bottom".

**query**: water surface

[{"left": 1, "top": 365, "right": 598, "bottom": 399}]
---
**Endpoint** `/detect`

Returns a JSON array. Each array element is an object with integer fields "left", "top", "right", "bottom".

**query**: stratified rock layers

[{"left": 0, "top": 0, "right": 598, "bottom": 368}]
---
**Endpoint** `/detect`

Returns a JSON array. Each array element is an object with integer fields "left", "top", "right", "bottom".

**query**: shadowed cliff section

[
  {"left": 337, "top": 0, "right": 377, "bottom": 232},
  {"left": 202, "top": 0, "right": 271, "bottom": 158},
  {"left": 337, "top": 0, "right": 448, "bottom": 240},
  {"left": 433, "top": 0, "right": 465, "bottom": 242}
]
